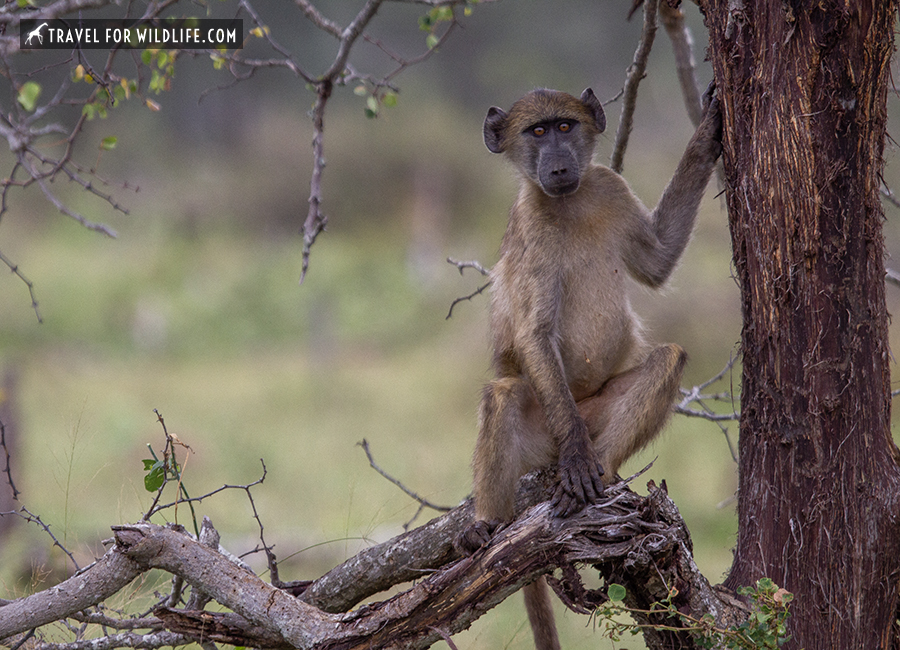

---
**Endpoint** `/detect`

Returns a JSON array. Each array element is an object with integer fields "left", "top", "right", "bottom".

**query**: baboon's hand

[
  {"left": 454, "top": 519, "right": 501, "bottom": 556},
  {"left": 700, "top": 82, "right": 723, "bottom": 159},
  {"left": 552, "top": 432, "right": 605, "bottom": 518}
]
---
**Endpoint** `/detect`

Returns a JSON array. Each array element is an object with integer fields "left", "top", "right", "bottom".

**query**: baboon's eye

[
  {"left": 558, "top": 122, "right": 571, "bottom": 133},
  {"left": 532, "top": 126, "right": 546, "bottom": 137}
]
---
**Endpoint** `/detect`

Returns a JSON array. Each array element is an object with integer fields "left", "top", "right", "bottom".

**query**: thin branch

[
  {"left": 0, "top": 249, "right": 41, "bottom": 323},
  {"left": 445, "top": 257, "right": 492, "bottom": 319},
  {"left": 300, "top": 82, "right": 331, "bottom": 284},
  {"left": 358, "top": 439, "right": 453, "bottom": 513},
  {"left": 659, "top": 2, "right": 703, "bottom": 127},
  {"left": 610, "top": 0, "right": 659, "bottom": 174},
  {"left": 446, "top": 257, "right": 490, "bottom": 276},
  {"left": 0, "top": 417, "right": 20, "bottom": 500},
  {"left": 31, "top": 631, "right": 195, "bottom": 650},
  {"left": 293, "top": 0, "right": 342, "bottom": 38},
  {"left": 675, "top": 356, "right": 740, "bottom": 461},
  {"left": 881, "top": 184, "right": 900, "bottom": 209},
  {"left": 236, "top": 0, "right": 311, "bottom": 81},
  {"left": 446, "top": 281, "right": 491, "bottom": 319},
  {"left": 324, "top": 0, "right": 383, "bottom": 81},
  {"left": 146, "top": 465, "right": 267, "bottom": 517},
  {"left": 886, "top": 268, "right": 900, "bottom": 288},
  {"left": 15, "top": 507, "right": 80, "bottom": 572}
]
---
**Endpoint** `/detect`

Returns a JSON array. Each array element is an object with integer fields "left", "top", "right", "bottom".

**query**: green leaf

[
  {"left": 434, "top": 6, "right": 453, "bottom": 21},
  {"left": 382, "top": 91, "right": 398, "bottom": 108},
  {"left": 144, "top": 460, "right": 166, "bottom": 491},
  {"left": 353, "top": 85, "right": 368, "bottom": 97},
  {"left": 17, "top": 81, "right": 41, "bottom": 112},
  {"left": 425, "top": 33, "right": 439, "bottom": 50},
  {"left": 100, "top": 136, "right": 118, "bottom": 151},
  {"left": 141, "top": 49, "right": 154, "bottom": 65},
  {"left": 757, "top": 577, "right": 775, "bottom": 592},
  {"left": 608, "top": 583, "right": 627, "bottom": 602}
]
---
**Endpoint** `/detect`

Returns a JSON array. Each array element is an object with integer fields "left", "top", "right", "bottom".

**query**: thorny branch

[{"left": 445, "top": 256, "right": 491, "bottom": 319}]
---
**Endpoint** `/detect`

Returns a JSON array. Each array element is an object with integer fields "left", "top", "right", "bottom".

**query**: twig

[
  {"left": 300, "top": 82, "right": 331, "bottom": 284},
  {"left": 886, "top": 268, "right": 900, "bottom": 288},
  {"left": 428, "top": 626, "right": 459, "bottom": 650},
  {"left": 17, "top": 507, "right": 80, "bottom": 572},
  {"left": 358, "top": 439, "right": 453, "bottom": 514},
  {"left": 675, "top": 355, "right": 741, "bottom": 462},
  {"left": 0, "top": 248, "right": 44, "bottom": 323},
  {"left": 0, "top": 417, "right": 20, "bottom": 499},
  {"left": 610, "top": 0, "right": 659, "bottom": 174},
  {"left": 446, "top": 281, "right": 491, "bottom": 319},
  {"left": 881, "top": 184, "right": 900, "bottom": 209},
  {"left": 446, "top": 257, "right": 491, "bottom": 318},
  {"left": 446, "top": 257, "right": 490, "bottom": 276}
]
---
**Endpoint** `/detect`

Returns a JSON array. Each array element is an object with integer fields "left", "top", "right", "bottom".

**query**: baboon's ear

[
  {"left": 580, "top": 88, "right": 606, "bottom": 134},
  {"left": 484, "top": 106, "right": 509, "bottom": 154}
]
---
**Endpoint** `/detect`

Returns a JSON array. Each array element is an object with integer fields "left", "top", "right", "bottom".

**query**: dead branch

[
  {"left": 446, "top": 257, "right": 490, "bottom": 277},
  {"left": 358, "top": 439, "right": 453, "bottom": 514},
  {"left": 0, "top": 473, "right": 744, "bottom": 650},
  {"left": 445, "top": 257, "right": 492, "bottom": 319},
  {"left": 0, "top": 547, "right": 143, "bottom": 639},
  {"left": 610, "top": 0, "right": 659, "bottom": 174}
]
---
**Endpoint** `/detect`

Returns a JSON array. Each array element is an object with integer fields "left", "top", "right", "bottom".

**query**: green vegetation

[{"left": 601, "top": 578, "right": 792, "bottom": 648}]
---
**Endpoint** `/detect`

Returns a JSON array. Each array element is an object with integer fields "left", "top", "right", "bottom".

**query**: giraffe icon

[{"left": 24, "top": 22, "right": 48, "bottom": 45}]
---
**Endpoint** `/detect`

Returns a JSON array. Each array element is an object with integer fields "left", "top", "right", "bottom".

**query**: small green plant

[
  {"left": 712, "top": 578, "right": 793, "bottom": 649},
  {"left": 598, "top": 577, "right": 792, "bottom": 649},
  {"left": 142, "top": 410, "right": 200, "bottom": 536}
]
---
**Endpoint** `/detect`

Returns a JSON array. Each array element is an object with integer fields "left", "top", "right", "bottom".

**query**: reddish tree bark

[{"left": 704, "top": 0, "right": 900, "bottom": 646}]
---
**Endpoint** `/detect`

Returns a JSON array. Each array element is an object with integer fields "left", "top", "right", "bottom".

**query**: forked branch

[{"left": 0, "top": 476, "right": 744, "bottom": 650}]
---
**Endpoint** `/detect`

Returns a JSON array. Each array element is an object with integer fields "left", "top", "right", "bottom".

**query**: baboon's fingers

[{"left": 453, "top": 519, "right": 501, "bottom": 555}]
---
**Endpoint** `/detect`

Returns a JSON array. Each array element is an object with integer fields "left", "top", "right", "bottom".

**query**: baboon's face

[{"left": 483, "top": 88, "right": 606, "bottom": 197}]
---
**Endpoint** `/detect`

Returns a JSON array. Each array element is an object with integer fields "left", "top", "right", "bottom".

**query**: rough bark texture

[
  {"left": 0, "top": 478, "right": 744, "bottom": 650},
  {"left": 704, "top": 0, "right": 900, "bottom": 646}
]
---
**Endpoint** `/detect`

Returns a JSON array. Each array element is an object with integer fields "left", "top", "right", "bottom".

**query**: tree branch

[
  {"left": 659, "top": 2, "right": 703, "bottom": 128},
  {"left": 610, "top": 0, "right": 659, "bottom": 174},
  {"left": 0, "top": 474, "right": 745, "bottom": 650},
  {"left": 0, "top": 547, "right": 143, "bottom": 639}
]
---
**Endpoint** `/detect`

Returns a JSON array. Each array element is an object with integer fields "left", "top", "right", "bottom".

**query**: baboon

[{"left": 456, "top": 87, "right": 722, "bottom": 650}]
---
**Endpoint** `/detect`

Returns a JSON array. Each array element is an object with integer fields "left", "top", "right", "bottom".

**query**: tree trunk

[{"left": 704, "top": 0, "right": 900, "bottom": 647}]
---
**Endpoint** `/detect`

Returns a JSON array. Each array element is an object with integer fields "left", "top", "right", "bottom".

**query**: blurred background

[{"left": 1, "top": 1, "right": 899, "bottom": 648}]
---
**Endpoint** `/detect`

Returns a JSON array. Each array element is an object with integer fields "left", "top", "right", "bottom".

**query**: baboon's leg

[
  {"left": 577, "top": 344, "right": 686, "bottom": 481},
  {"left": 471, "top": 377, "right": 556, "bottom": 522}
]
